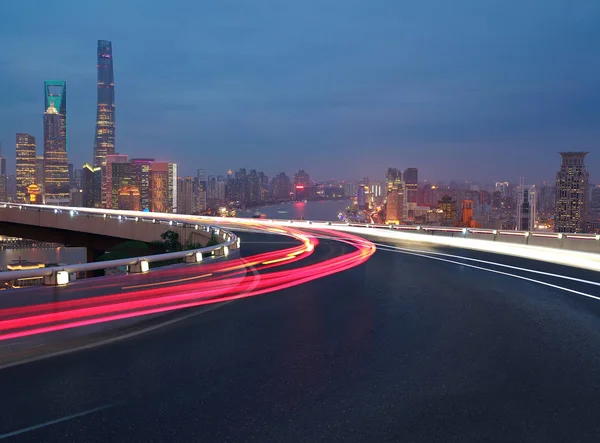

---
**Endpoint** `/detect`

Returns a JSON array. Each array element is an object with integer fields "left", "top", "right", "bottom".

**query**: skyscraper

[
  {"left": 150, "top": 162, "right": 169, "bottom": 212},
  {"left": 385, "top": 168, "right": 407, "bottom": 223},
  {"left": 44, "top": 81, "right": 67, "bottom": 144},
  {"left": 516, "top": 182, "right": 537, "bottom": 231},
  {"left": 294, "top": 169, "right": 310, "bottom": 201},
  {"left": 15, "top": 133, "right": 36, "bottom": 202},
  {"left": 555, "top": 152, "right": 589, "bottom": 233},
  {"left": 177, "top": 176, "right": 194, "bottom": 215},
  {"left": 131, "top": 158, "right": 155, "bottom": 211},
  {"left": 81, "top": 162, "right": 102, "bottom": 208},
  {"left": 404, "top": 168, "right": 418, "bottom": 204},
  {"left": 93, "top": 40, "right": 116, "bottom": 168},
  {"left": 104, "top": 154, "right": 128, "bottom": 208},
  {"left": 35, "top": 156, "right": 44, "bottom": 191},
  {"left": 0, "top": 142, "right": 6, "bottom": 201},
  {"left": 43, "top": 101, "right": 69, "bottom": 203},
  {"left": 168, "top": 163, "right": 178, "bottom": 212}
]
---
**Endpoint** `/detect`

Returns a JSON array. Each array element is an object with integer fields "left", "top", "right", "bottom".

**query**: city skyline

[{"left": 0, "top": 1, "right": 599, "bottom": 182}]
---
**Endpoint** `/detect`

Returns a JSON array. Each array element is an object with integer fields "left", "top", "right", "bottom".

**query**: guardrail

[
  {"left": 0, "top": 204, "right": 240, "bottom": 286},
  {"left": 269, "top": 218, "right": 600, "bottom": 254}
]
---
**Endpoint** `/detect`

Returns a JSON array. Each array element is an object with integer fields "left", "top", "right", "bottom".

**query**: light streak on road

[{"left": 0, "top": 226, "right": 375, "bottom": 341}]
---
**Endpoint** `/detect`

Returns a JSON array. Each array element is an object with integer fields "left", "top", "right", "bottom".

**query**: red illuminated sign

[{"left": 295, "top": 185, "right": 305, "bottom": 189}]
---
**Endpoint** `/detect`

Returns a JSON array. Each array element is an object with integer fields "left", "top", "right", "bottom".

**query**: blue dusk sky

[{"left": 0, "top": 0, "right": 599, "bottom": 183}]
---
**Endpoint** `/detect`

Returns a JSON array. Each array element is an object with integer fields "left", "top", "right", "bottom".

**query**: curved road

[{"left": 1, "top": 232, "right": 600, "bottom": 442}]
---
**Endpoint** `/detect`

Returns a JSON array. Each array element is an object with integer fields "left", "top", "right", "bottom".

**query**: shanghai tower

[{"left": 93, "top": 40, "right": 115, "bottom": 167}]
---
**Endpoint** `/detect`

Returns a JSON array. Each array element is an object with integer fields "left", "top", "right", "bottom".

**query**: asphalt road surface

[{"left": 1, "top": 232, "right": 600, "bottom": 442}]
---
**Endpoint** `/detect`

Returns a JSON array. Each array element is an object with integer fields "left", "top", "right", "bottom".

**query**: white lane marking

[
  {"left": 0, "top": 259, "right": 260, "bottom": 371},
  {"left": 376, "top": 246, "right": 600, "bottom": 301},
  {"left": 313, "top": 234, "right": 600, "bottom": 288},
  {"left": 372, "top": 241, "right": 600, "bottom": 287},
  {"left": 0, "top": 403, "right": 116, "bottom": 439}
]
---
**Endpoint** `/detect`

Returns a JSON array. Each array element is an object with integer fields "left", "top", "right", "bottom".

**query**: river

[
  {"left": 0, "top": 247, "right": 87, "bottom": 269},
  {"left": 237, "top": 199, "right": 351, "bottom": 221}
]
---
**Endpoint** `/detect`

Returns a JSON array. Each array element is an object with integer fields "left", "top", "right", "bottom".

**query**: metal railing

[{"left": 0, "top": 204, "right": 240, "bottom": 285}]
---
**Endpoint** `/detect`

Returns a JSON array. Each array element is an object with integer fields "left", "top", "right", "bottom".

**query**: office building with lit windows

[
  {"left": 168, "top": 163, "right": 178, "bottom": 212},
  {"left": 43, "top": 101, "right": 69, "bottom": 204},
  {"left": 385, "top": 168, "right": 407, "bottom": 223},
  {"left": 81, "top": 163, "right": 102, "bottom": 208},
  {"left": 93, "top": 40, "right": 116, "bottom": 168},
  {"left": 150, "top": 162, "right": 169, "bottom": 213},
  {"left": 44, "top": 80, "right": 67, "bottom": 143},
  {"left": 15, "top": 133, "right": 37, "bottom": 202},
  {"left": 555, "top": 152, "right": 589, "bottom": 233},
  {"left": 294, "top": 169, "right": 310, "bottom": 201}
]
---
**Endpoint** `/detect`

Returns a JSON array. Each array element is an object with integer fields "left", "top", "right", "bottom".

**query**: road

[{"left": 1, "top": 232, "right": 600, "bottom": 442}]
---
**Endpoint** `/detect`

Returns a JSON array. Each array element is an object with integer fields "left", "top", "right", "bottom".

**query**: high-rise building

[
  {"left": 150, "top": 162, "right": 169, "bottom": 213},
  {"left": 555, "top": 152, "right": 589, "bottom": 233},
  {"left": 461, "top": 200, "right": 475, "bottom": 227},
  {"left": 385, "top": 168, "right": 407, "bottom": 223},
  {"left": 35, "top": 156, "right": 44, "bottom": 191},
  {"left": 516, "top": 183, "right": 537, "bottom": 231},
  {"left": 74, "top": 167, "right": 84, "bottom": 190},
  {"left": 68, "top": 163, "right": 74, "bottom": 188},
  {"left": 81, "top": 163, "right": 102, "bottom": 208},
  {"left": 93, "top": 40, "right": 116, "bottom": 168},
  {"left": 43, "top": 101, "right": 69, "bottom": 204},
  {"left": 438, "top": 195, "right": 457, "bottom": 226},
  {"left": 591, "top": 185, "right": 600, "bottom": 215},
  {"left": 168, "top": 163, "right": 177, "bottom": 212},
  {"left": 294, "top": 169, "right": 310, "bottom": 201},
  {"left": 404, "top": 168, "right": 418, "bottom": 204},
  {"left": 357, "top": 184, "right": 367, "bottom": 209},
  {"left": 118, "top": 186, "right": 140, "bottom": 211},
  {"left": 104, "top": 154, "right": 128, "bottom": 208},
  {"left": 15, "top": 133, "right": 36, "bottom": 202},
  {"left": 195, "top": 169, "right": 207, "bottom": 212},
  {"left": 111, "top": 161, "right": 137, "bottom": 209},
  {"left": 7, "top": 175, "right": 16, "bottom": 201},
  {"left": 131, "top": 158, "right": 154, "bottom": 211},
  {"left": 271, "top": 172, "right": 291, "bottom": 201},
  {"left": 44, "top": 80, "right": 67, "bottom": 147},
  {"left": 177, "top": 176, "right": 194, "bottom": 214},
  {"left": 0, "top": 143, "right": 6, "bottom": 201}
]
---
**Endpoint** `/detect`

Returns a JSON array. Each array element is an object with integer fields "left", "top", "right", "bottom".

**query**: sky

[{"left": 0, "top": 0, "right": 599, "bottom": 183}]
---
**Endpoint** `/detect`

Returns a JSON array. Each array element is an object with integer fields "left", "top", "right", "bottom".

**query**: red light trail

[{"left": 0, "top": 225, "right": 375, "bottom": 341}]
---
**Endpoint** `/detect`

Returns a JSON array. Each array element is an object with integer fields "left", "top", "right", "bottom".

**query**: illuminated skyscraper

[
  {"left": 44, "top": 81, "right": 67, "bottom": 145},
  {"left": 131, "top": 158, "right": 155, "bottom": 210},
  {"left": 385, "top": 168, "right": 407, "bottom": 223},
  {"left": 15, "top": 133, "right": 37, "bottom": 202},
  {"left": 43, "top": 101, "right": 69, "bottom": 203},
  {"left": 104, "top": 154, "right": 128, "bottom": 208},
  {"left": 294, "top": 169, "right": 310, "bottom": 201},
  {"left": 168, "top": 163, "right": 178, "bottom": 212},
  {"left": 150, "top": 162, "right": 169, "bottom": 212},
  {"left": 555, "top": 152, "right": 589, "bottom": 233},
  {"left": 93, "top": 40, "right": 116, "bottom": 168},
  {"left": 81, "top": 162, "right": 102, "bottom": 208}
]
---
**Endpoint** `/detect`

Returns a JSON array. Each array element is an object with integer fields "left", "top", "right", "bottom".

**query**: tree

[{"left": 160, "top": 230, "right": 181, "bottom": 252}]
